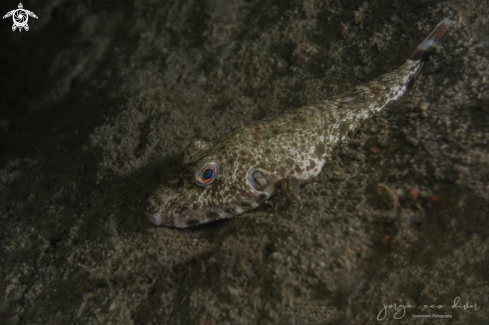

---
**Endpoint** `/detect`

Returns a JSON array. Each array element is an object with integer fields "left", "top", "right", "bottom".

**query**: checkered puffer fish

[{"left": 145, "top": 19, "right": 451, "bottom": 227}]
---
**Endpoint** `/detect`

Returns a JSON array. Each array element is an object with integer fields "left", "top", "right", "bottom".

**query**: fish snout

[
  {"left": 144, "top": 187, "right": 177, "bottom": 226},
  {"left": 144, "top": 187, "right": 208, "bottom": 228},
  {"left": 146, "top": 208, "right": 168, "bottom": 226},
  {"left": 145, "top": 203, "right": 174, "bottom": 227}
]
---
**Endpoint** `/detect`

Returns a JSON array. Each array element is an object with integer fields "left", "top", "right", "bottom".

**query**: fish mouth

[
  {"left": 147, "top": 210, "right": 165, "bottom": 226},
  {"left": 145, "top": 204, "right": 225, "bottom": 228},
  {"left": 145, "top": 206, "right": 190, "bottom": 228},
  {"left": 145, "top": 205, "right": 176, "bottom": 227},
  {"left": 146, "top": 209, "right": 191, "bottom": 228}
]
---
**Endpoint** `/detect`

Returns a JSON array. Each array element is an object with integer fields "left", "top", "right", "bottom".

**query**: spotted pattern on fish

[{"left": 145, "top": 19, "right": 452, "bottom": 228}]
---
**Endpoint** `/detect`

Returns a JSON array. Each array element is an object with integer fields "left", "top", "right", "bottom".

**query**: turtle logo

[{"left": 3, "top": 3, "right": 38, "bottom": 32}]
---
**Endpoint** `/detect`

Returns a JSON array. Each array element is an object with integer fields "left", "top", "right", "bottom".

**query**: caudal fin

[{"left": 409, "top": 18, "right": 452, "bottom": 62}]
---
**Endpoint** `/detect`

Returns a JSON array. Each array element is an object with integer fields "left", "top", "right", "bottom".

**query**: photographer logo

[{"left": 3, "top": 3, "right": 38, "bottom": 32}]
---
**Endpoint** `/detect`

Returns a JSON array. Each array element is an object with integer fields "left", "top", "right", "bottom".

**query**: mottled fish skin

[{"left": 145, "top": 19, "right": 451, "bottom": 228}]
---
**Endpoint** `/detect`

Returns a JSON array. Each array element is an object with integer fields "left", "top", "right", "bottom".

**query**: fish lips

[
  {"left": 144, "top": 187, "right": 228, "bottom": 228},
  {"left": 146, "top": 204, "right": 227, "bottom": 228}
]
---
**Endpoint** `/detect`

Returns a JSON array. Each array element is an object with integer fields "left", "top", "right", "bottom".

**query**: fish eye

[{"left": 195, "top": 162, "right": 219, "bottom": 186}]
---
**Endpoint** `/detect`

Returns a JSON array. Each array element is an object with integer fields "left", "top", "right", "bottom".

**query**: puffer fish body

[{"left": 145, "top": 19, "right": 451, "bottom": 228}]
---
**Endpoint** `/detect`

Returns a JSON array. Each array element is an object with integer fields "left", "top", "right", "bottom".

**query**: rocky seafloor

[{"left": 1, "top": 0, "right": 488, "bottom": 324}]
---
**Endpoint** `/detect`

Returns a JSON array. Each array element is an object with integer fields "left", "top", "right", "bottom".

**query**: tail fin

[{"left": 409, "top": 18, "right": 452, "bottom": 62}]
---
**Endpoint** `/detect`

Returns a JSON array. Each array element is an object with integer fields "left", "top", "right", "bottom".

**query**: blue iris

[{"left": 202, "top": 168, "right": 214, "bottom": 180}]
